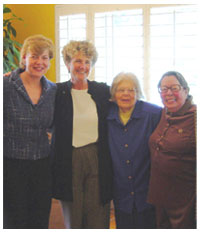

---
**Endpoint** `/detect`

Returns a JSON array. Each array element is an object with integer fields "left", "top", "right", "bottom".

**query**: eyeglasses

[
  {"left": 116, "top": 88, "right": 136, "bottom": 94},
  {"left": 158, "top": 84, "right": 182, "bottom": 94}
]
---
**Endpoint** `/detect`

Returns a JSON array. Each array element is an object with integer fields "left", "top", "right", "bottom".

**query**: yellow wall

[{"left": 5, "top": 4, "right": 56, "bottom": 82}]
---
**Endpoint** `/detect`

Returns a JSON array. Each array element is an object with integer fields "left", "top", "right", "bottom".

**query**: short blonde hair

[
  {"left": 62, "top": 40, "right": 98, "bottom": 66},
  {"left": 20, "top": 34, "right": 54, "bottom": 69},
  {"left": 110, "top": 72, "right": 144, "bottom": 101}
]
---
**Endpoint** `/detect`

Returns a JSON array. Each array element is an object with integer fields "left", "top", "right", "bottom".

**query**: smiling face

[
  {"left": 114, "top": 80, "right": 137, "bottom": 112},
  {"left": 23, "top": 49, "right": 50, "bottom": 78},
  {"left": 67, "top": 52, "right": 92, "bottom": 84},
  {"left": 160, "top": 75, "right": 188, "bottom": 112}
]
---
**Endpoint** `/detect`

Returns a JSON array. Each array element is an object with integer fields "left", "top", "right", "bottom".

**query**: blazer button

[{"left": 178, "top": 128, "right": 183, "bottom": 133}]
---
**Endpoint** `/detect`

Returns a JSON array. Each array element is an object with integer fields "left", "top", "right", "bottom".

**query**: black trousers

[
  {"left": 3, "top": 157, "right": 52, "bottom": 229},
  {"left": 115, "top": 206, "right": 156, "bottom": 229}
]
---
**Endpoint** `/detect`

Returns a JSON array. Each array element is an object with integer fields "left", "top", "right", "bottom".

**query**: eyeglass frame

[
  {"left": 158, "top": 84, "right": 183, "bottom": 94},
  {"left": 116, "top": 88, "right": 136, "bottom": 94}
]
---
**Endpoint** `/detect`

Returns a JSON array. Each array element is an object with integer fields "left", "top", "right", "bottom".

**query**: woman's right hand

[{"left": 4, "top": 72, "right": 11, "bottom": 77}]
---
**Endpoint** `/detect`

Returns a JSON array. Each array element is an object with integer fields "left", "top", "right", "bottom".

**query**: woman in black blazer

[{"left": 52, "top": 40, "right": 113, "bottom": 229}]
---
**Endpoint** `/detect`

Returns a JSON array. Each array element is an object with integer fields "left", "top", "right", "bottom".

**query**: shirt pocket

[{"left": 164, "top": 125, "right": 195, "bottom": 156}]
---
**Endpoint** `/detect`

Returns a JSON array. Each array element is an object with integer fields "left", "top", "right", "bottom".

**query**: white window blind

[
  {"left": 95, "top": 9, "right": 144, "bottom": 86},
  {"left": 55, "top": 4, "right": 198, "bottom": 104},
  {"left": 149, "top": 5, "right": 198, "bottom": 105},
  {"left": 58, "top": 14, "right": 86, "bottom": 82}
]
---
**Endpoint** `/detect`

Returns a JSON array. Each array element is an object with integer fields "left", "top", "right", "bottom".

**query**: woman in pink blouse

[{"left": 147, "top": 71, "right": 196, "bottom": 229}]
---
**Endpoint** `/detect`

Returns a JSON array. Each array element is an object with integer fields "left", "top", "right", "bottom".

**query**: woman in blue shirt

[
  {"left": 107, "top": 72, "right": 162, "bottom": 229},
  {"left": 3, "top": 35, "right": 57, "bottom": 229}
]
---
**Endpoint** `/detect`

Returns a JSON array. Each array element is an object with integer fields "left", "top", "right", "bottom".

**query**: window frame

[{"left": 55, "top": 4, "right": 198, "bottom": 102}]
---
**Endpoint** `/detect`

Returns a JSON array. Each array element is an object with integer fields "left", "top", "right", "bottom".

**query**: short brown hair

[
  {"left": 62, "top": 40, "right": 98, "bottom": 66},
  {"left": 20, "top": 34, "right": 54, "bottom": 69}
]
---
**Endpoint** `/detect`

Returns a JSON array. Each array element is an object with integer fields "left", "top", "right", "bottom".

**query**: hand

[
  {"left": 47, "top": 132, "right": 52, "bottom": 144},
  {"left": 4, "top": 72, "right": 11, "bottom": 77}
]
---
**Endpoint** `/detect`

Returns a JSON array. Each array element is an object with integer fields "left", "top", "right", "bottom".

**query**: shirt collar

[
  {"left": 108, "top": 100, "right": 142, "bottom": 121},
  {"left": 10, "top": 68, "right": 24, "bottom": 89},
  {"left": 166, "top": 95, "right": 193, "bottom": 117},
  {"left": 11, "top": 68, "right": 50, "bottom": 92}
]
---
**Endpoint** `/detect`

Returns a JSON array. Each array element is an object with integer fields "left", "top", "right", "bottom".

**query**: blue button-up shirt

[
  {"left": 107, "top": 100, "right": 162, "bottom": 213},
  {"left": 3, "top": 68, "right": 57, "bottom": 160}
]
